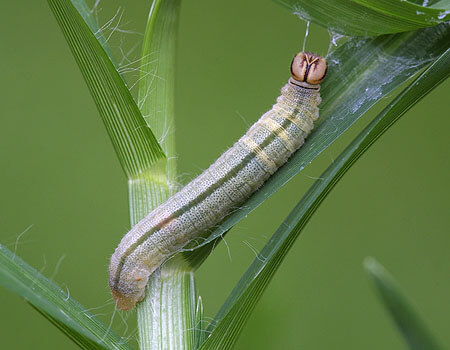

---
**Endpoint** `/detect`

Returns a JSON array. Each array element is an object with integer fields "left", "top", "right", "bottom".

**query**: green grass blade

[
  {"left": 128, "top": 0, "right": 181, "bottom": 224},
  {"left": 198, "top": 46, "right": 450, "bottom": 350},
  {"left": 183, "top": 23, "right": 450, "bottom": 261},
  {"left": 70, "top": 0, "right": 116, "bottom": 67},
  {"left": 364, "top": 257, "right": 443, "bottom": 350},
  {"left": 0, "top": 244, "right": 132, "bottom": 350},
  {"left": 48, "top": 0, "right": 165, "bottom": 178},
  {"left": 273, "top": 0, "right": 450, "bottom": 36},
  {"left": 29, "top": 304, "right": 107, "bottom": 350},
  {"left": 138, "top": 0, "right": 180, "bottom": 190},
  {"left": 194, "top": 296, "right": 206, "bottom": 348},
  {"left": 131, "top": 2, "right": 196, "bottom": 350}
]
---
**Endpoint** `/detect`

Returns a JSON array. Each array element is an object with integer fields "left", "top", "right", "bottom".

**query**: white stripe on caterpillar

[{"left": 109, "top": 52, "right": 327, "bottom": 310}]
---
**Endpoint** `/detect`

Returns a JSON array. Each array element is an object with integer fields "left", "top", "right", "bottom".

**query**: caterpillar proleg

[{"left": 109, "top": 52, "right": 327, "bottom": 310}]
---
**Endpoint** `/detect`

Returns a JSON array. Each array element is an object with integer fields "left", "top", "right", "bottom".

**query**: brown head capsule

[{"left": 290, "top": 52, "right": 327, "bottom": 85}]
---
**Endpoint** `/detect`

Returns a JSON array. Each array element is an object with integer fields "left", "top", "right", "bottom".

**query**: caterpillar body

[{"left": 109, "top": 52, "right": 327, "bottom": 310}]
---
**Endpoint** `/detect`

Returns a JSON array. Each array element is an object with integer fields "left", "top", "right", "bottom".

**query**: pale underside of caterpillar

[{"left": 109, "top": 52, "right": 328, "bottom": 310}]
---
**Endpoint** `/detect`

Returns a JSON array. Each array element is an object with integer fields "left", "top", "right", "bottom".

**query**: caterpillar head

[{"left": 290, "top": 52, "right": 327, "bottom": 85}]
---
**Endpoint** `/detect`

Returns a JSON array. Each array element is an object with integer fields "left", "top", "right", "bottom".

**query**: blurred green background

[{"left": 0, "top": 1, "right": 449, "bottom": 349}]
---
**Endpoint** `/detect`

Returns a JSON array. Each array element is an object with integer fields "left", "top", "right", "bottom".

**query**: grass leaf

[
  {"left": 0, "top": 244, "right": 132, "bottom": 350},
  {"left": 182, "top": 23, "right": 450, "bottom": 262},
  {"left": 70, "top": 0, "right": 116, "bottom": 65},
  {"left": 364, "top": 257, "right": 443, "bottom": 350},
  {"left": 48, "top": 0, "right": 166, "bottom": 178},
  {"left": 198, "top": 46, "right": 450, "bottom": 350},
  {"left": 273, "top": 0, "right": 450, "bottom": 36},
  {"left": 129, "top": 0, "right": 181, "bottom": 224},
  {"left": 132, "top": 2, "right": 195, "bottom": 350},
  {"left": 138, "top": 0, "right": 180, "bottom": 188}
]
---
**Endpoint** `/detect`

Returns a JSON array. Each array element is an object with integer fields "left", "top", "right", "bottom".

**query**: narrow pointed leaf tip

[{"left": 365, "top": 257, "right": 442, "bottom": 350}]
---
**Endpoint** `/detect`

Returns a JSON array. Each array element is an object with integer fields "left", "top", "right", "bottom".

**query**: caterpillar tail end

[
  {"left": 111, "top": 289, "right": 139, "bottom": 311},
  {"left": 109, "top": 253, "right": 149, "bottom": 311}
]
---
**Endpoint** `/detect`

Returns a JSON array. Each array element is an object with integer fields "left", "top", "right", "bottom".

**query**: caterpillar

[{"left": 109, "top": 52, "right": 327, "bottom": 310}]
